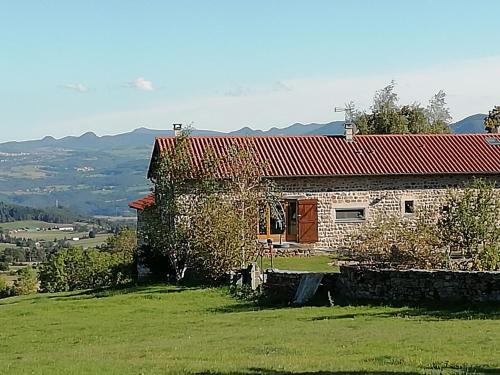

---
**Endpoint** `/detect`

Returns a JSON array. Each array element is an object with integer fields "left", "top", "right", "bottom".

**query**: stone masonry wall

[
  {"left": 274, "top": 174, "right": 499, "bottom": 249},
  {"left": 337, "top": 265, "right": 500, "bottom": 303},
  {"left": 263, "top": 266, "right": 500, "bottom": 304}
]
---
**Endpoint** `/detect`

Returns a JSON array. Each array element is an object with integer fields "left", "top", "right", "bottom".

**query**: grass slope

[{"left": 1, "top": 286, "right": 499, "bottom": 375}]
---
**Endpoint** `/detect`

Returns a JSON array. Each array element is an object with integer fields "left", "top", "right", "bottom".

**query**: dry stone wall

[
  {"left": 263, "top": 266, "right": 500, "bottom": 304},
  {"left": 338, "top": 266, "right": 500, "bottom": 303},
  {"left": 274, "top": 174, "right": 499, "bottom": 249}
]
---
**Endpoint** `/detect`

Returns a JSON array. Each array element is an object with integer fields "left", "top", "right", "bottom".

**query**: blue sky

[{"left": 1, "top": 0, "right": 500, "bottom": 142}]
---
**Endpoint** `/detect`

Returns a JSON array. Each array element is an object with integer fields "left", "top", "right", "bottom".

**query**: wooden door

[{"left": 298, "top": 199, "right": 318, "bottom": 243}]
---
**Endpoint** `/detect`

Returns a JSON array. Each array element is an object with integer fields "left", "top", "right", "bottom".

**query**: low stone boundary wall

[
  {"left": 263, "top": 270, "right": 338, "bottom": 303},
  {"left": 339, "top": 266, "right": 500, "bottom": 303},
  {"left": 263, "top": 266, "right": 500, "bottom": 304}
]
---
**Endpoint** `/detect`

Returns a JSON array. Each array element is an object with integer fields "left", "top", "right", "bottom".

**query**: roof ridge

[{"left": 154, "top": 133, "right": 496, "bottom": 140}]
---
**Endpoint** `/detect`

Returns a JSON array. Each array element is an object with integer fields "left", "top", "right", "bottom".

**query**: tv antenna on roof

[
  {"left": 334, "top": 102, "right": 358, "bottom": 141},
  {"left": 334, "top": 102, "right": 355, "bottom": 124}
]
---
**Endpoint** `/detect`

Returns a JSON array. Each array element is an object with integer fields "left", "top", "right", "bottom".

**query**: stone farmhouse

[{"left": 130, "top": 132, "right": 500, "bottom": 249}]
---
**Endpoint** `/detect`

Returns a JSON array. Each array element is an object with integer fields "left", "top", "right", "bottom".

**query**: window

[
  {"left": 335, "top": 208, "right": 366, "bottom": 222},
  {"left": 485, "top": 137, "right": 500, "bottom": 146},
  {"left": 403, "top": 200, "right": 415, "bottom": 214}
]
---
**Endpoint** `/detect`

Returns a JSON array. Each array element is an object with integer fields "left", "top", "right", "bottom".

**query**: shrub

[
  {"left": 192, "top": 197, "right": 243, "bottom": 283},
  {"left": 0, "top": 262, "right": 9, "bottom": 271},
  {"left": 39, "top": 247, "right": 133, "bottom": 293},
  {"left": 12, "top": 267, "right": 38, "bottom": 295},
  {"left": 348, "top": 214, "right": 445, "bottom": 269},
  {"left": 0, "top": 275, "right": 11, "bottom": 298}
]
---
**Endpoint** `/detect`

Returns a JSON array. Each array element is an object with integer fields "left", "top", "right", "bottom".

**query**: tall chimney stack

[
  {"left": 344, "top": 123, "right": 355, "bottom": 142},
  {"left": 173, "top": 123, "right": 182, "bottom": 137}
]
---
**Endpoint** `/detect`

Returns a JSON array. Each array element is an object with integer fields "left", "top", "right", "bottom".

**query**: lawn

[
  {"left": 260, "top": 254, "right": 339, "bottom": 272},
  {"left": 0, "top": 285, "right": 498, "bottom": 374}
]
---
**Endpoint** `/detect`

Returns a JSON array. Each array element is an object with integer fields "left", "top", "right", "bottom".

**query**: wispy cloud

[
  {"left": 272, "top": 80, "right": 292, "bottom": 92},
  {"left": 224, "top": 85, "right": 250, "bottom": 97},
  {"left": 128, "top": 77, "right": 154, "bottom": 91},
  {"left": 61, "top": 83, "right": 88, "bottom": 93}
]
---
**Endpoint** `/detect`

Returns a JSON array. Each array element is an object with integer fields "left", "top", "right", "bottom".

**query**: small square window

[{"left": 404, "top": 200, "right": 415, "bottom": 214}]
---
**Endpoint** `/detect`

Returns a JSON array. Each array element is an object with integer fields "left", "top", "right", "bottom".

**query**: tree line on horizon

[{"left": 0, "top": 201, "right": 80, "bottom": 224}]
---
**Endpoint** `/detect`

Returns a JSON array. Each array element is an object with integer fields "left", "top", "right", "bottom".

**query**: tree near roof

[
  {"left": 141, "top": 129, "right": 280, "bottom": 283},
  {"left": 484, "top": 105, "right": 500, "bottom": 133},
  {"left": 353, "top": 81, "right": 451, "bottom": 134}
]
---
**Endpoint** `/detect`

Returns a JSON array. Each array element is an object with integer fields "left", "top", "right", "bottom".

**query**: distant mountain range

[
  {"left": 0, "top": 114, "right": 488, "bottom": 217},
  {"left": 0, "top": 114, "right": 486, "bottom": 153}
]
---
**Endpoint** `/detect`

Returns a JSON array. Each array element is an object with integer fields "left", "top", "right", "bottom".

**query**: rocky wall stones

[
  {"left": 338, "top": 266, "right": 500, "bottom": 303},
  {"left": 264, "top": 266, "right": 500, "bottom": 304}
]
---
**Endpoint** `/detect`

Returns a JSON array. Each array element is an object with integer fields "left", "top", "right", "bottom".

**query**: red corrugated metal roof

[
  {"left": 149, "top": 134, "right": 500, "bottom": 178},
  {"left": 128, "top": 194, "right": 154, "bottom": 210}
]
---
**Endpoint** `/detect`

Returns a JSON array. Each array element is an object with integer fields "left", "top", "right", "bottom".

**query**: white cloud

[
  {"left": 50, "top": 56, "right": 500, "bottom": 137},
  {"left": 61, "top": 83, "right": 88, "bottom": 93},
  {"left": 128, "top": 77, "right": 154, "bottom": 91}
]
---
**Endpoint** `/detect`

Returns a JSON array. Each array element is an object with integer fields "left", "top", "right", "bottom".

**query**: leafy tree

[
  {"left": 141, "top": 129, "right": 280, "bottom": 283},
  {"left": 438, "top": 178, "right": 500, "bottom": 270},
  {"left": 104, "top": 229, "right": 136, "bottom": 263},
  {"left": 142, "top": 128, "right": 201, "bottom": 281},
  {"left": 88, "top": 230, "right": 96, "bottom": 238},
  {"left": 192, "top": 197, "right": 243, "bottom": 282},
  {"left": 353, "top": 82, "right": 451, "bottom": 134},
  {"left": 425, "top": 90, "right": 452, "bottom": 133},
  {"left": 484, "top": 105, "right": 500, "bottom": 133},
  {"left": 12, "top": 267, "right": 38, "bottom": 295}
]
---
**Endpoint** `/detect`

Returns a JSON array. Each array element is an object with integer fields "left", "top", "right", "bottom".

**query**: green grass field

[
  {"left": 260, "top": 255, "right": 338, "bottom": 272},
  {"left": 0, "top": 285, "right": 498, "bottom": 375},
  {"left": 71, "top": 234, "right": 111, "bottom": 248},
  {"left": 0, "top": 220, "right": 55, "bottom": 230},
  {"left": 10, "top": 230, "right": 89, "bottom": 241}
]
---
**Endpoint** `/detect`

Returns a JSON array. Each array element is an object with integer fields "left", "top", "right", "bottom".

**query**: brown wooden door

[{"left": 298, "top": 199, "right": 318, "bottom": 243}]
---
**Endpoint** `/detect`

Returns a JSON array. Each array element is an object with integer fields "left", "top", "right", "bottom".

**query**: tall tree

[
  {"left": 426, "top": 90, "right": 452, "bottom": 133},
  {"left": 141, "top": 130, "right": 280, "bottom": 282},
  {"left": 353, "top": 82, "right": 451, "bottom": 134}
]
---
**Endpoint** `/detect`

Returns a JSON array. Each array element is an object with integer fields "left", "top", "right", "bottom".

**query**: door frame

[{"left": 285, "top": 199, "right": 298, "bottom": 242}]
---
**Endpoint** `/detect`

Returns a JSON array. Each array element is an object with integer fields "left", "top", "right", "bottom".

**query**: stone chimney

[
  {"left": 344, "top": 123, "right": 355, "bottom": 142},
  {"left": 173, "top": 123, "right": 182, "bottom": 137}
]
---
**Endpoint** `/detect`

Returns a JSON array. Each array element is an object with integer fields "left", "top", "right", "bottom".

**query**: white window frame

[{"left": 401, "top": 197, "right": 417, "bottom": 216}]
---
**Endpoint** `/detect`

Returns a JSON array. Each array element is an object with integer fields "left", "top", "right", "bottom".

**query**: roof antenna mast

[{"left": 335, "top": 102, "right": 357, "bottom": 142}]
